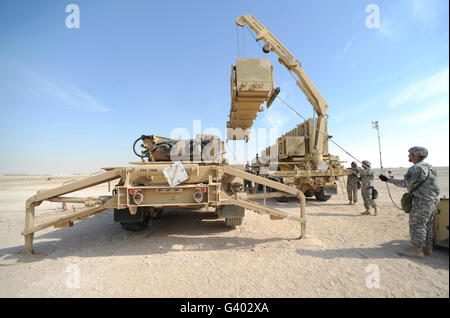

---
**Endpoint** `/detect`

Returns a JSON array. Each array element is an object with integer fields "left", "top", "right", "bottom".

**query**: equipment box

[{"left": 433, "top": 197, "right": 449, "bottom": 248}]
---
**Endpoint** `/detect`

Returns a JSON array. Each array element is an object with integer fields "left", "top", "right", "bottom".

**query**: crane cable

[
  {"left": 242, "top": 23, "right": 244, "bottom": 56},
  {"left": 225, "top": 140, "right": 237, "bottom": 161},
  {"left": 236, "top": 25, "right": 240, "bottom": 57}
]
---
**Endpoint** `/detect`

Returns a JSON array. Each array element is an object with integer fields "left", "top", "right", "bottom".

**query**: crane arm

[
  {"left": 236, "top": 15, "right": 331, "bottom": 156},
  {"left": 236, "top": 15, "right": 328, "bottom": 117}
]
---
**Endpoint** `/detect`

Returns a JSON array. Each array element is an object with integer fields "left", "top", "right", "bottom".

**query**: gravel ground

[{"left": 0, "top": 168, "right": 448, "bottom": 298}]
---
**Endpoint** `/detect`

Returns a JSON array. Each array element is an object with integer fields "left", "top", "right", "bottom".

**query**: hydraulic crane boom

[{"left": 236, "top": 14, "right": 328, "bottom": 156}]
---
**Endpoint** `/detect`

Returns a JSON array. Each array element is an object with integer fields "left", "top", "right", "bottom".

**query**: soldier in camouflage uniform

[
  {"left": 346, "top": 161, "right": 361, "bottom": 205},
  {"left": 379, "top": 146, "right": 440, "bottom": 258},
  {"left": 360, "top": 160, "right": 378, "bottom": 216}
]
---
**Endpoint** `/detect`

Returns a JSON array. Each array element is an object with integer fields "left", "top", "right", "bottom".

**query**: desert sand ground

[{"left": 0, "top": 168, "right": 448, "bottom": 298}]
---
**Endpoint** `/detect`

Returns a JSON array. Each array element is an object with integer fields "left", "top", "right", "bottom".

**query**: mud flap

[
  {"left": 323, "top": 186, "right": 338, "bottom": 196},
  {"left": 114, "top": 207, "right": 146, "bottom": 223},
  {"left": 217, "top": 205, "right": 245, "bottom": 219}
]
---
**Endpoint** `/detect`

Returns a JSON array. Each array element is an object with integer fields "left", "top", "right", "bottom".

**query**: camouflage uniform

[
  {"left": 346, "top": 166, "right": 361, "bottom": 203},
  {"left": 387, "top": 161, "right": 440, "bottom": 248},
  {"left": 360, "top": 166, "right": 377, "bottom": 210}
]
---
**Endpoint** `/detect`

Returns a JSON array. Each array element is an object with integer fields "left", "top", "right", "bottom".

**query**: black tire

[
  {"left": 277, "top": 196, "right": 289, "bottom": 202},
  {"left": 225, "top": 217, "right": 243, "bottom": 227},
  {"left": 304, "top": 190, "right": 315, "bottom": 198},
  {"left": 120, "top": 215, "right": 150, "bottom": 231},
  {"left": 119, "top": 207, "right": 151, "bottom": 231},
  {"left": 314, "top": 192, "right": 332, "bottom": 202}
]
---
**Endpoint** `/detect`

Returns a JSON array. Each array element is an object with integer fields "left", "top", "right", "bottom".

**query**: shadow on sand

[
  {"left": 295, "top": 239, "right": 449, "bottom": 270},
  {"left": 0, "top": 209, "right": 296, "bottom": 263}
]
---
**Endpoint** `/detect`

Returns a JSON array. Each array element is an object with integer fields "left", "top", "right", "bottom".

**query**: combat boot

[
  {"left": 348, "top": 201, "right": 353, "bottom": 205},
  {"left": 361, "top": 210, "right": 371, "bottom": 215},
  {"left": 423, "top": 244, "right": 433, "bottom": 256},
  {"left": 398, "top": 245, "right": 424, "bottom": 259},
  {"left": 373, "top": 207, "right": 378, "bottom": 216}
]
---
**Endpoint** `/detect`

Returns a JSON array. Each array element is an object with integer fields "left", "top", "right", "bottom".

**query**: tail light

[
  {"left": 194, "top": 189, "right": 203, "bottom": 203},
  {"left": 132, "top": 191, "right": 143, "bottom": 204}
]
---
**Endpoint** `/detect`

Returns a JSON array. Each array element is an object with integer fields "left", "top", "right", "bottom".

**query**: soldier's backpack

[
  {"left": 401, "top": 193, "right": 413, "bottom": 213},
  {"left": 370, "top": 187, "right": 378, "bottom": 200},
  {"left": 401, "top": 169, "right": 430, "bottom": 213}
]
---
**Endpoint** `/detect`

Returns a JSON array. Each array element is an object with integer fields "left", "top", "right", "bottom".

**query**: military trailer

[
  {"left": 22, "top": 134, "right": 306, "bottom": 254},
  {"left": 22, "top": 56, "right": 306, "bottom": 255}
]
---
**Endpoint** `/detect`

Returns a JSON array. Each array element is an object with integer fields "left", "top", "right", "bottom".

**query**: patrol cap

[
  {"left": 408, "top": 146, "right": 428, "bottom": 158},
  {"left": 362, "top": 160, "right": 371, "bottom": 168}
]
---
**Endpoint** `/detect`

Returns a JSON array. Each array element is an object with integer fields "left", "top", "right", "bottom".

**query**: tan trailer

[{"left": 22, "top": 153, "right": 306, "bottom": 255}]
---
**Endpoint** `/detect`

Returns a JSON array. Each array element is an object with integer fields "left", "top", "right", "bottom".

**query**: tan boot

[
  {"left": 361, "top": 210, "right": 371, "bottom": 215},
  {"left": 398, "top": 245, "right": 424, "bottom": 259},
  {"left": 348, "top": 201, "right": 353, "bottom": 205},
  {"left": 373, "top": 207, "right": 378, "bottom": 216},
  {"left": 423, "top": 244, "right": 433, "bottom": 256}
]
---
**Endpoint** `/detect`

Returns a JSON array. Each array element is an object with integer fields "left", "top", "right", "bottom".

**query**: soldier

[
  {"left": 255, "top": 154, "right": 261, "bottom": 176},
  {"left": 346, "top": 161, "right": 361, "bottom": 205},
  {"left": 360, "top": 160, "right": 378, "bottom": 216},
  {"left": 379, "top": 146, "right": 440, "bottom": 258}
]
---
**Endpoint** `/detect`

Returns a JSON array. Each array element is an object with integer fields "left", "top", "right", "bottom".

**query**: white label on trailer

[{"left": 162, "top": 162, "right": 189, "bottom": 187}]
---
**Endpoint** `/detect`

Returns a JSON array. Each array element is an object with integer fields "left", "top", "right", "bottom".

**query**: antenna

[{"left": 371, "top": 120, "right": 385, "bottom": 175}]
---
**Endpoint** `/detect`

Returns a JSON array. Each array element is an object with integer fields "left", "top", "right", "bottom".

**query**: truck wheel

[
  {"left": 277, "top": 196, "right": 288, "bottom": 202},
  {"left": 120, "top": 215, "right": 150, "bottom": 231},
  {"left": 314, "top": 192, "right": 331, "bottom": 201},
  {"left": 304, "top": 190, "right": 315, "bottom": 198},
  {"left": 118, "top": 207, "right": 151, "bottom": 231},
  {"left": 225, "top": 217, "right": 243, "bottom": 227}
]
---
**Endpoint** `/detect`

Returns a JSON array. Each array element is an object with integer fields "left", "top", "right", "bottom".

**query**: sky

[{"left": 0, "top": 0, "right": 448, "bottom": 175}]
